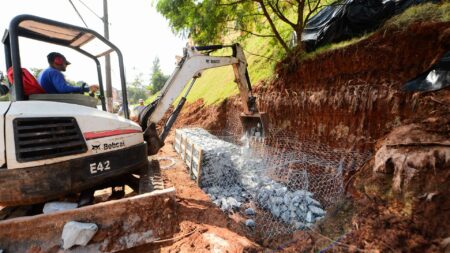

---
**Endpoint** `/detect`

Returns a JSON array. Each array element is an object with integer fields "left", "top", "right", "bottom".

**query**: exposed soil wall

[
  {"left": 176, "top": 21, "right": 450, "bottom": 152},
  {"left": 347, "top": 117, "right": 450, "bottom": 251},
  {"left": 170, "top": 21, "right": 450, "bottom": 252},
  {"left": 258, "top": 21, "right": 450, "bottom": 150}
]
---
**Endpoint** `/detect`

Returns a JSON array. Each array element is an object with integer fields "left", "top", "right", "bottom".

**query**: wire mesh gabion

[{"left": 174, "top": 127, "right": 371, "bottom": 240}]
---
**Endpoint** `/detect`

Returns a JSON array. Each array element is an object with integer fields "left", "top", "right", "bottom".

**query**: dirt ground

[
  {"left": 126, "top": 134, "right": 262, "bottom": 253},
  {"left": 141, "top": 21, "right": 450, "bottom": 253}
]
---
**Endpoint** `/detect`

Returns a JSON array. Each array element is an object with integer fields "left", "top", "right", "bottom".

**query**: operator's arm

[{"left": 49, "top": 71, "right": 89, "bottom": 93}]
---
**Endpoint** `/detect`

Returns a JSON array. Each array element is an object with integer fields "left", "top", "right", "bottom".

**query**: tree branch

[
  {"left": 218, "top": 0, "right": 248, "bottom": 6},
  {"left": 267, "top": 0, "right": 296, "bottom": 28},
  {"left": 295, "top": 0, "right": 304, "bottom": 30},
  {"left": 242, "top": 48, "right": 280, "bottom": 63},
  {"left": 304, "top": 0, "right": 324, "bottom": 29},
  {"left": 255, "top": 0, "right": 290, "bottom": 52},
  {"left": 223, "top": 13, "right": 266, "bottom": 22},
  {"left": 226, "top": 26, "right": 276, "bottom": 37}
]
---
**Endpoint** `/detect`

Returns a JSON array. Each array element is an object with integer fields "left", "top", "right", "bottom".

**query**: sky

[{"left": 0, "top": 0, "right": 187, "bottom": 88}]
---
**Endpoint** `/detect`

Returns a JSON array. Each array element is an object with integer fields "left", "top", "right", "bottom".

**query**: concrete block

[{"left": 43, "top": 202, "right": 78, "bottom": 214}]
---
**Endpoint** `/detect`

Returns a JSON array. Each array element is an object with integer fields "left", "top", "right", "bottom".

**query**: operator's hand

[{"left": 89, "top": 84, "right": 99, "bottom": 93}]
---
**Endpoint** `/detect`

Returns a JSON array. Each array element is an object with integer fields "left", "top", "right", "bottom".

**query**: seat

[
  {"left": 29, "top": 93, "right": 98, "bottom": 108},
  {"left": 7, "top": 67, "right": 46, "bottom": 96},
  {"left": 7, "top": 67, "right": 98, "bottom": 108}
]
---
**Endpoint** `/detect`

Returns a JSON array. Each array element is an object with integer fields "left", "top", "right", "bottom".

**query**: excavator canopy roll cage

[{"left": 2, "top": 14, "right": 130, "bottom": 118}]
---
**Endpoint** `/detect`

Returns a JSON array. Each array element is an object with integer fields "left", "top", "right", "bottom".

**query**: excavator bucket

[{"left": 240, "top": 112, "right": 269, "bottom": 138}]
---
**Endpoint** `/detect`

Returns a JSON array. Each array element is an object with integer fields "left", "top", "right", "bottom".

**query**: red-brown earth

[
  {"left": 153, "top": 21, "right": 450, "bottom": 252},
  {"left": 2, "top": 21, "right": 448, "bottom": 252}
]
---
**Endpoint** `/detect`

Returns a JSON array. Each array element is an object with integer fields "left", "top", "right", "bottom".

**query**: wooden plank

[
  {"left": 185, "top": 139, "right": 193, "bottom": 170},
  {"left": 198, "top": 148, "right": 203, "bottom": 184},
  {"left": 191, "top": 144, "right": 200, "bottom": 181},
  {"left": 174, "top": 138, "right": 181, "bottom": 154},
  {"left": 175, "top": 129, "right": 183, "bottom": 154},
  {"left": 196, "top": 148, "right": 203, "bottom": 186},
  {"left": 180, "top": 136, "right": 186, "bottom": 161}
]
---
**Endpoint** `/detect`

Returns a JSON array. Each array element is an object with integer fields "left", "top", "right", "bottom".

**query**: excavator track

[
  {"left": 0, "top": 159, "right": 165, "bottom": 222},
  {"left": 139, "top": 159, "right": 165, "bottom": 193},
  {"left": 0, "top": 160, "right": 176, "bottom": 252}
]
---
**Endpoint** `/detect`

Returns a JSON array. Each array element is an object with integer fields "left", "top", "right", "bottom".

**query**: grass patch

[
  {"left": 144, "top": 91, "right": 159, "bottom": 105},
  {"left": 303, "top": 33, "right": 373, "bottom": 60},
  {"left": 300, "top": 2, "right": 450, "bottom": 61},
  {"left": 384, "top": 2, "right": 450, "bottom": 29}
]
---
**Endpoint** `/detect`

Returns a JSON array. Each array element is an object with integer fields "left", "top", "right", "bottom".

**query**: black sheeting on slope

[
  {"left": 301, "top": 0, "right": 435, "bottom": 51},
  {"left": 402, "top": 51, "right": 450, "bottom": 92}
]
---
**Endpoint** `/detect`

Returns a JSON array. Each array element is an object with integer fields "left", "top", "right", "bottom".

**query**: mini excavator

[{"left": 0, "top": 14, "right": 266, "bottom": 207}]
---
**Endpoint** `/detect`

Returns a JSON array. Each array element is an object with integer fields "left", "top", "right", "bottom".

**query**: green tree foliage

[
  {"left": 30, "top": 68, "right": 43, "bottom": 78},
  {"left": 127, "top": 72, "right": 148, "bottom": 104},
  {"left": 156, "top": 0, "right": 334, "bottom": 54},
  {"left": 148, "top": 57, "right": 169, "bottom": 94}
]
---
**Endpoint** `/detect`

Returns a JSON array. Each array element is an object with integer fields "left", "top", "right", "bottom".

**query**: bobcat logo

[{"left": 92, "top": 144, "right": 101, "bottom": 151}]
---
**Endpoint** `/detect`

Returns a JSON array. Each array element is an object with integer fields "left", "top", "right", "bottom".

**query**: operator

[{"left": 38, "top": 52, "right": 99, "bottom": 94}]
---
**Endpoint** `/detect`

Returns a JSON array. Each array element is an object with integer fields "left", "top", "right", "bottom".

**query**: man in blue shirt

[{"left": 38, "top": 52, "right": 98, "bottom": 93}]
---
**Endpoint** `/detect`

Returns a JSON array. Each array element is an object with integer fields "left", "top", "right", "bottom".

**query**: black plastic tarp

[
  {"left": 402, "top": 51, "right": 450, "bottom": 92},
  {"left": 301, "top": 0, "right": 435, "bottom": 51}
]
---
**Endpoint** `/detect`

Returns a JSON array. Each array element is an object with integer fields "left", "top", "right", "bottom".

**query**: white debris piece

[
  {"left": 43, "top": 202, "right": 78, "bottom": 214},
  {"left": 309, "top": 205, "right": 326, "bottom": 216},
  {"left": 61, "top": 221, "right": 98, "bottom": 250},
  {"left": 226, "top": 197, "right": 241, "bottom": 210}
]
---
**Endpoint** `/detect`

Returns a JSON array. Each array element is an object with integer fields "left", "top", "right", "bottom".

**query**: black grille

[{"left": 14, "top": 117, "right": 87, "bottom": 162}]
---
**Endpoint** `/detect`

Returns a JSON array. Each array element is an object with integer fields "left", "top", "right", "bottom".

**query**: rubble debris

[
  {"left": 245, "top": 208, "right": 256, "bottom": 216},
  {"left": 61, "top": 221, "right": 98, "bottom": 250},
  {"left": 256, "top": 184, "right": 325, "bottom": 228},
  {"left": 43, "top": 202, "right": 78, "bottom": 214},
  {"left": 118, "top": 231, "right": 155, "bottom": 249},
  {"left": 245, "top": 219, "right": 256, "bottom": 228}
]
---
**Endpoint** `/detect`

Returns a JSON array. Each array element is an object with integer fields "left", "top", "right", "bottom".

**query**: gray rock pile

[
  {"left": 256, "top": 185, "right": 325, "bottom": 229},
  {"left": 177, "top": 128, "right": 326, "bottom": 229}
]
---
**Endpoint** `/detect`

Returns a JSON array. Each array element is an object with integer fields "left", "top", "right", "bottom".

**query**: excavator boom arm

[{"left": 139, "top": 44, "right": 265, "bottom": 155}]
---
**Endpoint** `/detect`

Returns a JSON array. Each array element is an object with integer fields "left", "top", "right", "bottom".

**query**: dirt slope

[
  {"left": 163, "top": 20, "right": 450, "bottom": 252},
  {"left": 175, "top": 22, "right": 450, "bottom": 150}
]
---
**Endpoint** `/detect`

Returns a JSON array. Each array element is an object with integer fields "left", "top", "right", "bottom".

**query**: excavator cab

[
  {"left": 0, "top": 14, "right": 146, "bottom": 206},
  {"left": 3, "top": 14, "right": 130, "bottom": 116}
]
